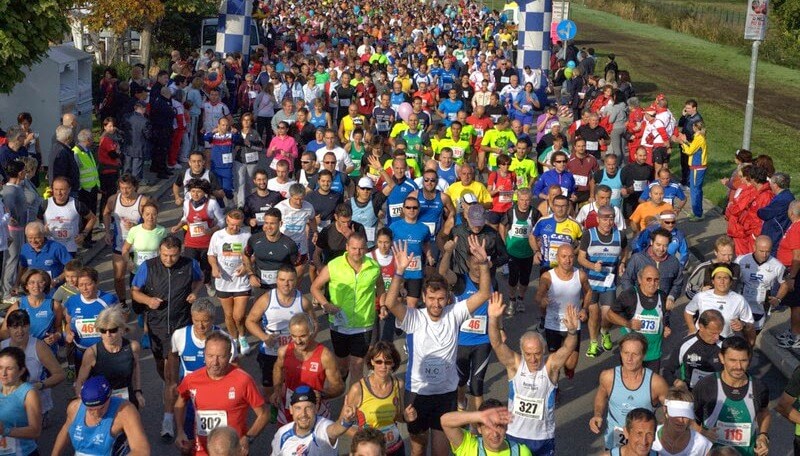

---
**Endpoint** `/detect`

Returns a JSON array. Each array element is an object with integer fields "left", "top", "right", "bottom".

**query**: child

[{"left": 53, "top": 259, "right": 81, "bottom": 381}]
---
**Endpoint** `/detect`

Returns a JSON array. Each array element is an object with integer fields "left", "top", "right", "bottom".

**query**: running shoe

[
  {"left": 777, "top": 329, "right": 794, "bottom": 341},
  {"left": 161, "top": 417, "right": 175, "bottom": 443},
  {"left": 140, "top": 333, "right": 151, "bottom": 350},
  {"left": 239, "top": 336, "right": 251, "bottom": 356},
  {"left": 586, "top": 341, "right": 600, "bottom": 358},
  {"left": 778, "top": 335, "right": 800, "bottom": 349},
  {"left": 505, "top": 300, "right": 515, "bottom": 317},
  {"left": 688, "top": 215, "right": 705, "bottom": 222},
  {"left": 601, "top": 332, "right": 613, "bottom": 351}
]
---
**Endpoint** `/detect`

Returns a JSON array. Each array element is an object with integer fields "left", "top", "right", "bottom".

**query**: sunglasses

[
  {"left": 358, "top": 186, "right": 371, "bottom": 190},
  {"left": 554, "top": 160, "right": 567, "bottom": 164},
  {"left": 323, "top": 161, "right": 337, "bottom": 164},
  {"left": 423, "top": 178, "right": 437, "bottom": 183},
  {"left": 404, "top": 206, "right": 420, "bottom": 210},
  {"left": 372, "top": 359, "right": 394, "bottom": 366},
  {"left": 663, "top": 221, "right": 676, "bottom": 225},
  {"left": 301, "top": 160, "right": 312, "bottom": 164},
  {"left": 100, "top": 327, "right": 120, "bottom": 334}
]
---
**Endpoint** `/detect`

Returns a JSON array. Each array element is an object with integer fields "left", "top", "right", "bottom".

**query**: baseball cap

[
  {"left": 290, "top": 384, "right": 316, "bottom": 405},
  {"left": 712, "top": 266, "right": 732, "bottom": 278},
  {"left": 357, "top": 177, "right": 374, "bottom": 189},
  {"left": 466, "top": 204, "right": 486, "bottom": 228},
  {"left": 462, "top": 192, "right": 478, "bottom": 205},
  {"left": 81, "top": 376, "right": 112, "bottom": 407},
  {"left": 644, "top": 107, "right": 657, "bottom": 116}
]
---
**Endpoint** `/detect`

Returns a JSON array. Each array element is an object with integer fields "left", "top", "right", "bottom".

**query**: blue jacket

[
  {"left": 633, "top": 224, "right": 690, "bottom": 268},
  {"left": 758, "top": 190, "right": 795, "bottom": 255},
  {"left": 532, "top": 169, "right": 576, "bottom": 198}
]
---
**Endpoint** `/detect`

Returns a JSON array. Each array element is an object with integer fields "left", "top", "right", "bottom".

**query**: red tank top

[
  {"left": 284, "top": 342, "right": 326, "bottom": 392},
  {"left": 185, "top": 200, "right": 213, "bottom": 248}
]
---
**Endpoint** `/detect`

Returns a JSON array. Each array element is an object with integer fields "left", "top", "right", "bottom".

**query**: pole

[{"left": 742, "top": 40, "right": 759, "bottom": 150}]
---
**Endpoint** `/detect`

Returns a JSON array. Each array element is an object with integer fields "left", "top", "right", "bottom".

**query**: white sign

[
  {"left": 552, "top": 1, "right": 571, "bottom": 24},
  {"left": 744, "top": 0, "right": 768, "bottom": 40}
]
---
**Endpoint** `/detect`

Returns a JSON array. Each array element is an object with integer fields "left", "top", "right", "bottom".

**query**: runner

[
  {"left": 3, "top": 268, "right": 62, "bottom": 347},
  {"left": 684, "top": 266, "right": 755, "bottom": 344},
  {"left": 685, "top": 236, "right": 741, "bottom": 300},
  {"left": 18, "top": 221, "right": 72, "bottom": 287},
  {"left": 383, "top": 235, "right": 491, "bottom": 456},
  {"left": 489, "top": 291, "right": 580, "bottom": 455},
  {"left": 651, "top": 388, "right": 713, "bottom": 455},
  {"left": 0, "top": 346, "right": 43, "bottom": 456},
  {"left": 52, "top": 375, "right": 149, "bottom": 455},
  {"left": 172, "top": 151, "right": 223, "bottom": 206},
  {"left": 441, "top": 400, "right": 533, "bottom": 456},
  {"left": 412, "top": 168, "right": 456, "bottom": 243},
  {"left": 576, "top": 185, "right": 627, "bottom": 230},
  {"left": 621, "top": 228, "right": 684, "bottom": 313},
  {"left": 664, "top": 309, "right": 724, "bottom": 391},
  {"left": 388, "top": 196, "right": 434, "bottom": 308},
  {"left": 41, "top": 176, "right": 96, "bottom": 256},
  {"left": 693, "top": 336, "right": 770, "bottom": 456},
  {"left": 243, "top": 208, "right": 299, "bottom": 292},
  {"left": 270, "top": 313, "right": 344, "bottom": 425},
  {"left": 275, "top": 183, "right": 317, "bottom": 280},
  {"left": 589, "top": 332, "right": 668, "bottom": 450},
  {"left": 499, "top": 189, "right": 538, "bottom": 314},
  {"left": 532, "top": 195, "right": 582, "bottom": 272},
  {"left": 175, "top": 332, "right": 268, "bottom": 455},
  {"left": 242, "top": 169, "right": 284, "bottom": 233},
  {"left": 102, "top": 174, "right": 147, "bottom": 309},
  {"left": 600, "top": 408, "right": 659, "bottom": 456},
  {"left": 736, "top": 235, "right": 789, "bottom": 334},
  {"left": 208, "top": 209, "right": 252, "bottom": 354},
  {"left": 246, "top": 265, "right": 315, "bottom": 407}
]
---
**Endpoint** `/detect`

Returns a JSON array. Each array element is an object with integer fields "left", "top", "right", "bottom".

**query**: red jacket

[{"left": 98, "top": 135, "right": 121, "bottom": 175}]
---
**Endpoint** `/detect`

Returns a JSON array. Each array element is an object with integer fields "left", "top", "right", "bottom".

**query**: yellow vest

[{"left": 72, "top": 146, "right": 99, "bottom": 190}]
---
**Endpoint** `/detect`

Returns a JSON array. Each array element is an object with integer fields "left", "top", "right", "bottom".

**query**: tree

[{"left": 0, "top": 0, "right": 71, "bottom": 94}]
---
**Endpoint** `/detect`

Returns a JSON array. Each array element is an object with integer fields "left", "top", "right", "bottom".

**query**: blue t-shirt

[
  {"left": 389, "top": 220, "right": 431, "bottom": 280},
  {"left": 438, "top": 99, "right": 464, "bottom": 126},
  {"left": 20, "top": 240, "right": 72, "bottom": 282},
  {"left": 456, "top": 275, "right": 491, "bottom": 346},
  {"left": 65, "top": 291, "right": 120, "bottom": 350}
]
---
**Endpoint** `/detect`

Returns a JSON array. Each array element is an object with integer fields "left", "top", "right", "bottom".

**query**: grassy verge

[{"left": 571, "top": 4, "right": 800, "bottom": 206}]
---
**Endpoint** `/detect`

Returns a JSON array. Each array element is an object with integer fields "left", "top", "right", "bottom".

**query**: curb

[
  {"left": 79, "top": 176, "right": 175, "bottom": 266},
  {"left": 755, "top": 309, "right": 799, "bottom": 379}
]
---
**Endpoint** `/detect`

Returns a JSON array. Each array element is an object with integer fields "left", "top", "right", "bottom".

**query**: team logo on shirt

[
  {"left": 295, "top": 444, "right": 309, "bottom": 455},
  {"left": 228, "top": 387, "right": 236, "bottom": 399},
  {"left": 309, "top": 362, "right": 320, "bottom": 372}
]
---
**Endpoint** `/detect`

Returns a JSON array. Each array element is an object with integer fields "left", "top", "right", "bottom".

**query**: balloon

[
  {"left": 397, "top": 102, "right": 413, "bottom": 122},
  {"left": 567, "top": 60, "right": 576, "bottom": 69},
  {"left": 308, "top": 9, "right": 314, "bottom": 16},
  {"left": 564, "top": 68, "right": 573, "bottom": 78}
]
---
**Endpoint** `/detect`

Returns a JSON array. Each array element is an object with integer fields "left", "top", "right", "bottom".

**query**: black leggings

[
  {"left": 456, "top": 343, "right": 492, "bottom": 397},
  {"left": 508, "top": 255, "right": 534, "bottom": 288},
  {"left": 184, "top": 247, "right": 211, "bottom": 284}
]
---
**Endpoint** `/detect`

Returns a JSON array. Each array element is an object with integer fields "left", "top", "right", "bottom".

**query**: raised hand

[
  {"left": 467, "top": 235, "right": 488, "bottom": 264},
  {"left": 487, "top": 292, "right": 505, "bottom": 319},
  {"left": 443, "top": 236, "right": 458, "bottom": 253},
  {"left": 391, "top": 240, "right": 414, "bottom": 272},
  {"left": 563, "top": 305, "right": 580, "bottom": 332}
]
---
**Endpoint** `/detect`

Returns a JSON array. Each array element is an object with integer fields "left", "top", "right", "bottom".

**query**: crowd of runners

[{"left": 1, "top": 0, "right": 800, "bottom": 454}]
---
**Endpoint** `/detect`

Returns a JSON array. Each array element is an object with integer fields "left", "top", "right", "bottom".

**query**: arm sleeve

[
  {"left": 191, "top": 259, "right": 204, "bottom": 281},
  {"left": 619, "top": 256, "right": 637, "bottom": 290},
  {"left": 669, "top": 262, "right": 685, "bottom": 300},
  {"left": 131, "top": 262, "right": 148, "bottom": 288}
]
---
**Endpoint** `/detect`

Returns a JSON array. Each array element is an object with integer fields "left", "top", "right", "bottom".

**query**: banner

[{"left": 744, "top": 0, "right": 768, "bottom": 40}]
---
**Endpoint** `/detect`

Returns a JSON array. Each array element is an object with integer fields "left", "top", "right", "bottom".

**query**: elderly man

[
  {"left": 664, "top": 309, "right": 724, "bottom": 391},
  {"left": 777, "top": 200, "right": 800, "bottom": 348},
  {"left": 40, "top": 176, "right": 97, "bottom": 256},
  {"left": 737, "top": 235, "right": 790, "bottom": 336},
  {"left": 207, "top": 427, "right": 241, "bottom": 456},
  {"left": 19, "top": 221, "right": 72, "bottom": 284},
  {"left": 621, "top": 228, "right": 684, "bottom": 313},
  {"left": 639, "top": 168, "right": 686, "bottom": 211},
  {"left": 451, "top": 204, "right": 509, "bottom": 281},
  {"left": 758, "top": 172, "right": 794, "bottom": 256},
  {"left": 49, "top": 124, "right": 80, "bottom": 190}
]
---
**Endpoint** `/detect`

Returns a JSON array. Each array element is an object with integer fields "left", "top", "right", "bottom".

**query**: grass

[{"left": 570, "top": 4, "right": 800, "bottom": 206}]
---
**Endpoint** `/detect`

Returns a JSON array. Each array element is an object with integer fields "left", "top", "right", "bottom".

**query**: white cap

[
  {"left": 357, "top": 177, "right": 374, "bottom": 189},
  {"left": 664, "top": 400, "right": 695, "bottom": 420},
  {"left": 462, "top": 192, "right": 478, "bottom": 204}
]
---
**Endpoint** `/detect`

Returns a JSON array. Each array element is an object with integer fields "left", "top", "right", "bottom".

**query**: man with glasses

[
  {"left": 243, "top": 169, "right": 284, "bottom": 233},
  {"left": 532, "top": 152, "right": 577, "bottom": 203},
  {"left": 316, "top": 129, "right": 354, "bottom": 175},
  {"left": 632, "top": 210, "right": 689, "bottom": 268},
  {"left": 446, "top": 165, "right": 492, "bottom": 216},
  {"left": 621, "top": 228, "right": 684, "bottom": 318},
  {"left": 350, "top": 172, "right": 390, "bottom": 248},
  {"left": 389, "top": 196, "right": 434, "bottom": 308},
  {"left": 308, "top": 152, "right": 351, "bottom": 197},
  {"left": 384, "top": 157, "right": 419, "bottom": 226},
  {"left": 413, "top": 168, "right": 456, "bottom": 243},
  {"left": 532, "top": 194, "right": 582, "bottom": 273},
  {"left": 298, "top": 152, "right": 320, "bottom": 187},
  {"left": 607, "top": 265, "right": 671, "bottom": 372},
  {"left": 578, "top": 205, "right": 629, "bottom": 357}
]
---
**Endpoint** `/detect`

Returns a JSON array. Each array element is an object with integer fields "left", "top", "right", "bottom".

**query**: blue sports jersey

[{"left": 389, "top": 220, "right": 431, "bottom": 280}]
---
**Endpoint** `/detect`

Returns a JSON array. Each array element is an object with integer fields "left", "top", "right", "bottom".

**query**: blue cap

[
  {"left": 290, "top": 384, "right": 316, "bottom": 405},
  {"left": 81, "top": 376, "right": 112, "bottom": 407}
]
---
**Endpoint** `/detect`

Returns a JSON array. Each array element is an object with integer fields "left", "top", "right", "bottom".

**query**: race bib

[
  {"left": 613, "top": 426, "right": 627, "bottom": 447},
  {"left": 447, "top": 112, "right": 457, "bottom": 121},
  {"left": 389, "top": 203, "right": 403, "bottom": 218},
  {"left": 611, "top": 188, "right": 621, "bottom": 202},
  {"left": 510, "top": 224, "right": 529, "bottom": 238},
  {"left": 380, "top": 424, "right": 403, "bottom": 449},
  {"left": 248, "top": 90, "right": 258, "bottom": 99},
  {"left": 636, "top": 314, "right": 660, "bottom": 335},
  {"left": 112, "top": 387, "right": 129, "bottom": 400},
  {"left": 255, "top": 212, "right": 266, "bottom": 223},
  {"left": 460, "top": 315, "right": 487, "bottom": 334},
  {"left": 423, "top": 222, "right": 436, "bottom": 236},
  {"left": 75, "top": 318, "right": 99, "bottom": 339},
  {"left": 221, "top": 153, "right": 233, "bottom": 164},
  {"left": 317, "top": 220, "right": 331, "bottom": 233},
  {"left": 340, "top": 99, "right": 351, "bottom": 107},
  {"left": 522, "top": 104, "right": 532, "bottom": 113},
  {"left": 500, "top": 76, "right": 509, "bottom": 83},
  {"left": 452, "top": 147, "right": 464, "bottom": 159},
  {"left": 332, "top": 310, "right": 348, "bottom": 328},
  {"left": 574, "top": 175, "right": 588, "bottom": 187},
  {"left": 548, "top": 246, "right": 560, "bottom": 263},
  {"left": 690, "top": 369, "right": 713, "bottom": 388},
  {"left": 512, "top": 395, "right": 544, "bottom": 420},
  {"left": 136, "top": 251, "right": 158, "bottom": 265},
  {"left": 189, "top": 222, "right": 207, "bottom": 238},
  {"left": 475, "top": 127, "right": 484, "bottom": 137},
  {"left": 376, "top": 121, "right": 389, "bottom": 131},
  {"left": 664, "top": 197, "right": 674, "bottom": 206},
  {"left": 560, "top": 186, "right": 569, "bottom": 196},
  {"left": 245, "top": 152, "right": 259, "bottom": 164},
  {"left": 407, "top": 256, "right": 421, "bottom": 272},
  {"left": 633, "top": 180, "right": 647, "bottom": 192},
  {"left": 260, "top": 270, "right": 278, "bottom": 285},
  {"left": 716, "top": 421, "right": 751, "bottom": 447},
  {"left": 443, "top": 83, "right": 453, "bottom": 90},
  {"left": 602, "top": 272, "right": 616, "bottom": 288},
  {"left": 53, "top": 228, "right": 70, "bottom": 239},
  {"left": 360, "top": 98, "right": 367, "bottom": 106},
  {"left": 196, "top": 410, "right": 228, "bottom": 437},
  {"left": 0, "top": 437, "right": 17, "bottom": 456},
  {"left": 365, "top": 226, "right": 376, "bottom": 243},
  {"left": 499, "top": 192, "right": 513, "bottom": 203},
  {"left": 585, "top": 141, "right": 599, "bottom": 151}
]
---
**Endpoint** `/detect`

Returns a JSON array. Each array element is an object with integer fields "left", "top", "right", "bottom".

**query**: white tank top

[
  {"left": 1, "top": 337, "right": 52, "bottom": 412},
  {"left": 506, "top": 357, "right": 557, "bottom": 440},
  {"left": 260, "top": 289, "right": 304, "bottom": 356},
  {"left": 44, "top": 197, "right": 80, "bottom": 252},
  {"left": 182, "top": 169, "right": 211, "bottom": 197},
  {"left": 112, "top": 194, "right": 143, "bottom": 251},
  {"left": 652, "top": 426, "right": 713, "bottom": 456},
  {"left": 544, "top": 268, "right": 583, "bottom": 332}
]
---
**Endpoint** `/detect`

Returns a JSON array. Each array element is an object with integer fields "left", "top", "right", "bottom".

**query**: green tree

[{"left": 0, "top": 0, "right": 71, "bottom": 93}]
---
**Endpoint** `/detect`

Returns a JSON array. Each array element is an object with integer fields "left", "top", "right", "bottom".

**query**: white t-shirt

[
  {"left": 651, "top": 425, "right": 713, "bottom": 456},
  {"left": 208, "top": 230, "right": 252, "bottom": 292},
  {"left": 202, "top": 102, "right": 231, "bottom": 135},
  {"left": 575, "top": 202, "right": 627, "bottom": 231},
  {"left": 276, "top": 200, "right": 316, "bottom": 255},
  {"left": 315, "top": 147, "right": 353, "bottom": 173},
  {"left": 685, "top": 290, "right": 754, "bottom": 338},
  {"left": 271, "top": 416, "right": 338, "bottom": 456},
  {"left": 735, "top": 254, "right": 786, "bottom": 315},
  {"left": 397, "top": 300, "right": 471, "bottom": 395},
  {"left": 267, "top": 178, "right": 297, "bottom": 199}
]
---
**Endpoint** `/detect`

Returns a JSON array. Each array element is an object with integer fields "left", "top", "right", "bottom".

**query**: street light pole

[{"left": 742, "top": 39, "right": 760, "bottom": 150}]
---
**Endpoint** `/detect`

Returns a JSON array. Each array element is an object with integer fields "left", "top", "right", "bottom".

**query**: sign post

[
  {"left": 742, "top": 0, "right": 768, "bottom": 150},
  {"left": 556, "top": 19, "right": 577, "bottom": 54}
]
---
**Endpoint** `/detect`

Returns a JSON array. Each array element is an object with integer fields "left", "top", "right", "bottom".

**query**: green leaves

[{"left": 0, "top": 0, "right": 69, "bottom": 93}]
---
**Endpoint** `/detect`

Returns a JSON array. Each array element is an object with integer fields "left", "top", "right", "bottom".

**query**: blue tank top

[
  {"left": 585, "top": 228, "right": 622, "bottom": 292},
  {"left": 178, "top": 324, "right": 221, "bottom": 379},
  {"left": 388, "top": 220, "right": 430, "bottom": 280},
  {"left": 598, "top": 170, "right": 623, "bottom": 208},
  {"left": 457, "top": 276, "right": 491, "bottom": 346},
  {"left": 606, "top": 366, "right": 654, "bottom": 449},
  {"left": 386, "top": 179, "right": 419, "bottom": 226},
  {"left": 418, "top": 191, "right": 444, "bottom": 236},
  {"left": 0, "top": 382, "right": 36, "bottom": 456},
  {"left": 19, "top": 297, "right": 56, "bottom": 340},
  {"left": 350, "top": 198, "right": 378, "bottom": 248},
  {"left": 65, "top": 291, "right": 118, "bottom": 350},
  {"left": 309, "top": 111, "right": 328, "bottom": 128},
  {"left": 69, "top": 397, "right": 127, "bottom": 456},
  {"left": 438, "top": 164, "right": 457, "bottom": 184}
]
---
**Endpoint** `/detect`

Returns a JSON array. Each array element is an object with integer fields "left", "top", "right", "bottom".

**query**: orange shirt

[{"left": 630, "top": 201, "right": 671, "bottom": 231}]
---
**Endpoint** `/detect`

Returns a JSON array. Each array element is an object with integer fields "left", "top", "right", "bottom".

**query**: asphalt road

[{"left": 37, "top": 181, "right": 795, "bottom": 455}]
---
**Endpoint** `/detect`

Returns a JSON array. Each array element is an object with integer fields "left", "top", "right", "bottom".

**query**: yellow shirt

[
  {"left": 389, "top": 122, "right": 410, "bottom": 138},
  {"left": 452, "top": 430, "right": 533, "bottom": 456},
  {"left": 447, "top": 181, "right": 492, "bottom": 206},
  {"left": 341, "top": 115, "right": 367, "bottom": 141},
  {"left": 435, "top": 137, "right": 472, "bottom": 164}
]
